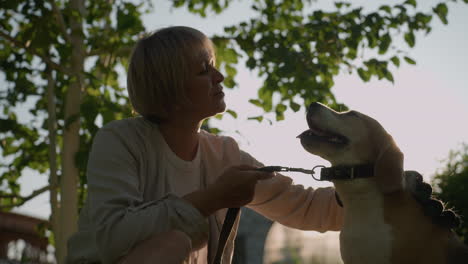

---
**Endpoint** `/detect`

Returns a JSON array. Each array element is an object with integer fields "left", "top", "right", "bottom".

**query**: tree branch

[
  {"left": 87, "top": 45, "right": 133, "bottom": 57},
  {"left": 0, "top": 30, "right": 73, "bottom": 75},
  {"left": 0, "top": 184, "right": 58, "bottom": 209},
  {"left": 50, "top": 0, "right": 71, "bottom": 43}
]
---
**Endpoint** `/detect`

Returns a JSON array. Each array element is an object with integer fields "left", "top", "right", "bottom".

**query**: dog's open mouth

[{"left": 298, "top": 124, "right": 348, "bottom": 145}]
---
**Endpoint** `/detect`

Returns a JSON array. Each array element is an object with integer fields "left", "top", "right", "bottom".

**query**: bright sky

[{"left": 12, "top": 0, "right": 468, "bottom": 227}]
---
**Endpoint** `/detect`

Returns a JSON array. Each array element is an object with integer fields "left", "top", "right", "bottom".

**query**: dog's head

[{"left": 298, "top": 102, "right": 404, "bottom": 193}]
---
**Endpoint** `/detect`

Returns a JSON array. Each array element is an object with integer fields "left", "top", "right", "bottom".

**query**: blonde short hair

[{"left": 127, "top": 26, "right": 215, "bottom": 122}]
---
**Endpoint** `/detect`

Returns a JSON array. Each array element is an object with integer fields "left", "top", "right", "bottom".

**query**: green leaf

[
  {"left": 433, "top": 3, "right": 448, "bottom": 25},
  {"left": 225, "top": 109, "right": 238, "bottom": 119},
  {"left": 275, "top": 103, "right": 287, "bottom": 121},
  {"left": 208, "top": 127, "right": 221, "bottom": 134},
  {"left": 247, "top": 115, "right": 264, "bottom": 122},
  {"left": 248, "top": 99, "right": 263, "bottom": 108},
  {"left": 246, "top": 58, "right": 256, "bottom": 69},
  {"left": 379, "top": 5, "right": 392, "bottom": 14},
  {"left": 258, "top": 88, "right": 273, "bottom": 112},
  {"left": 357, "top": 68, "right": 370, "bottom": 82},
  {"left": 385, "top": 70, "right": 394, "bottom": 83},
  {"left": 276, "top": 114, "right": 285, "bottom": 121},
  {"left": 390, "top": 56, "right": 400, "bottom": 67},
  {"left": 289, "top": 101, "right": 301, "bottom": 112},
  {"left": 404, "top": 56, "right": 416, "bottom": 65},
  {"left": 405, "top": 0, "right": 417, "bottom": 8},
  {"left": 378, "top": 34, "right": 392, "bottom": 54},
  {"left": 404, "top": 31, "right": 415, "bottom": 47},
  {"left": 223, "top": 77, "right": 236, "bottom": 88},
  {"left": 275, "top": 103, "right": 286, "bottom": 114}
]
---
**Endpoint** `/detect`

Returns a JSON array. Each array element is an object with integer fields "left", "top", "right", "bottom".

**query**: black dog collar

[
  {"left": 319, "top": 164, "right": 374, "bottom": 181},
  {"left": 320, "top": 164, "right": 374, "bottom": 208}
]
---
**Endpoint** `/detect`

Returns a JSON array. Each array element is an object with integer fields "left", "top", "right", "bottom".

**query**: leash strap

[
  {"left": 213, "top": 207, "right": 240, "bottom": 264},
  {"left": 213, "top": 167, "right": 273, "bottom": 263}
]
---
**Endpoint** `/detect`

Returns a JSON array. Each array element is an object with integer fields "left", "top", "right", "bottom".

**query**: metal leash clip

[{"left": 257, "top": 165, "right": 326, "bottom": 181}]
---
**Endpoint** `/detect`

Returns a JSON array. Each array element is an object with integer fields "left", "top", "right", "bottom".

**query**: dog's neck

[
  {"left": 327, "top": 161, "right": 381, "bottom": 209},
  {"left": 332, "top": 175, "right": 394, "bottom": 264},
  {"left": 333, "top": 178, "right": 381, "bottom": 207}
]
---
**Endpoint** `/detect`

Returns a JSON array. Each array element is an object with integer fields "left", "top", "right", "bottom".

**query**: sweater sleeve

[
  {"left": 86, "top": 127, "right": 208, "bottom": 264},
  {"left": 240, "top": 150, "right": 343, "bottom": 232}
]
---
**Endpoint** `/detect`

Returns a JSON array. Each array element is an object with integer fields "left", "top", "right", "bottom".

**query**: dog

[{"left": 297, "top": 102, "right": 468, "bottom": 264}]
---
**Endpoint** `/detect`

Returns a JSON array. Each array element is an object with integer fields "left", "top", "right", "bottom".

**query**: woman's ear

[{"left": 374, "top": 135, "right": 404, "bottom": 194}]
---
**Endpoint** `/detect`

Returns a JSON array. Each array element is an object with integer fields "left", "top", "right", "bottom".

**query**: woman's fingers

[{"left": 254, "top": 171, "right": 275, "bottom": 180}]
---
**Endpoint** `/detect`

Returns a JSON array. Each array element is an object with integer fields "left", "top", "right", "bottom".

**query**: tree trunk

[
  {"left": 57, "top": 0, "right": 85, "bottom": 262},
  {"left": 46, "top": 68, "right": 60, "bottom": 262}
]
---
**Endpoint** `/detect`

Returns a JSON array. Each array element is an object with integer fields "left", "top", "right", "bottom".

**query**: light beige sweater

[{"left": 66, "top": 117, "right": 343, "bottom": 264}]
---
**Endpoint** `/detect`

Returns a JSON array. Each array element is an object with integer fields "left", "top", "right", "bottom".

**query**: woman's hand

[
  {"left": 209, "top": 165, "right": 274, "bottom": 208},
  {"left": 183, "top": 165, "right": 274, "bottom": 217}
]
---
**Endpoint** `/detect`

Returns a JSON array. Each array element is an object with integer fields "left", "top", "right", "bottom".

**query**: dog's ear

[{"left": 374, "top": 135, "right": 404, "bottom": 194}]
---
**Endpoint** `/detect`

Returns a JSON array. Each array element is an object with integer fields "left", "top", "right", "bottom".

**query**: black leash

[
  {"left": 213, "top": 164, "right": 374, "bottom": 264},
  {"left": 213, "top": 207, "right": 239, "bottom": 264}
]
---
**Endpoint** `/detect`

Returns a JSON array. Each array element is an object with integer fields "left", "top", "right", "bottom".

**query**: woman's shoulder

[
  {"left": 94, "top": 117, "right": 156, "bottom": 147},
  {"left": 199, "top": 130, "right": 241, "bottom": 160},
  {"left": 96, "top": 116, "right": 157, "bottom": 139},
  {"left": 91, "top": 117, "right": 160, "bottom": 158},
  {"left": 100, "top": 116, "right": 152, "bottom": 132}
]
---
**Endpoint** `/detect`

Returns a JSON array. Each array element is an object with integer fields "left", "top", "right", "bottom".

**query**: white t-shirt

[{"left": 162, "top": 132, "right": 208, "bottom": 263}]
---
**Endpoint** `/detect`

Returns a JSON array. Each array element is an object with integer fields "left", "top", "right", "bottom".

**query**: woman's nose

[{"left": 213, "top": 68, "right": 225, "bottom": 83}]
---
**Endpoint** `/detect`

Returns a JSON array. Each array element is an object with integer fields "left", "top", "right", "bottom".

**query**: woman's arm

[
  {"left": 240, "top": 151, "right": 344, "bottom": 232},
  {"left": 183, "top": 165, "right": 274, "bottom": 216}
]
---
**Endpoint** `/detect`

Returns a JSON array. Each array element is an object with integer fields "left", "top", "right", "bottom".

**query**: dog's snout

[
  {"left": 306, "top": 102, "right": 324, "bottom": 128},
  {"left": 308, "top": 102, "right": 322, "bottom": 112}
]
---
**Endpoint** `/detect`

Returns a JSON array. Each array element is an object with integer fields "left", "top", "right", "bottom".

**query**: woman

[{"left": 67, "top": 26, "right": 343, "bottom": 264}]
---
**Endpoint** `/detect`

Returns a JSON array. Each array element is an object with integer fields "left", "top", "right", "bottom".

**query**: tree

[
  {"left": 0, "top": 0, "right": 148, "bottom": 262},
  {"left": 179, "top": 0, "right": 464, "bottom": 120},
  {"left": 432, "top": 143, "right": 468, "bottom": 244},
  {"left": 0, "top": 0, "right": 466, "bottom": 263}
]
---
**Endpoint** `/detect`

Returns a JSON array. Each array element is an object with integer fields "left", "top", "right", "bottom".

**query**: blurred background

[{"left": 1, "top": 0, "right": 467, "bottom": 263}]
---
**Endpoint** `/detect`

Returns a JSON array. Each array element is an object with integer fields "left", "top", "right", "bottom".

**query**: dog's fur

[{"left": 298, "top": 102, "right": 468, "bottom": 264}]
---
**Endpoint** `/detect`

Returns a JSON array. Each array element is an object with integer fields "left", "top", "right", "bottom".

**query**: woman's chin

[
  {"left": 218, "top": 101, "right": 227, "bottom": 113},
  {"left": 212, "top": 100, "right": 227, "bottom": 115}
]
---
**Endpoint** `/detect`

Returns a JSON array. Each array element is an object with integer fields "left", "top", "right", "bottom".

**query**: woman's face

[{"left": 183, "top": 47, "right": 226, "bottom": 121}]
